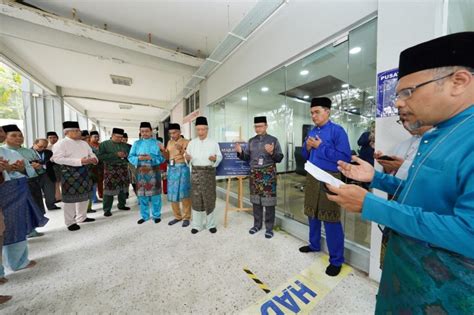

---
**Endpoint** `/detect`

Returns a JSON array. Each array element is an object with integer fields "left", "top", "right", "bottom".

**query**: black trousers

[
  {"left": 252, "top": 204, "right": 275, "bottom": 232},
  {"left": 28, "top": 177, "right": 46, "bottom": 214}
]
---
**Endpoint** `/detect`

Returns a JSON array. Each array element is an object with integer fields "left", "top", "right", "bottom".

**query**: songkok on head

[
  {"left": 90, "top": 131, "right": 99, "bottom": 136},
  {"left": 123, "top": 133, "right": 128, "bottom": 138},
  {"left": 398, "top": 32, "right": 474, "bottom": 80},
  {"left": 140, "top": 122, "right": 152, "bottom": 129},
  {"left": 2, "top": 124, "right": 21, "bottom": 133},
  {"left": 81, "top": 130, "right": 89, "bottom": 137},
  {"left": 195, "top": 116, "right": 208, "bottom": 126},
  {"left": 169, "top": 123, "right": 181, "bottom": 130},
  {"left": 311, "top": 97, "right": 332, "bottom": 109},
  {"left": 254, "top": 116, "right": 267, "bottom": 124},
  {"left": 46, "top": 131, "right": 58, "bottom": 137},
  {"left": 63, "top": 121, "right": 80, "bottom": 129},
  {"left": 112, "top": 128, "right": 124, "bottom": 135}
]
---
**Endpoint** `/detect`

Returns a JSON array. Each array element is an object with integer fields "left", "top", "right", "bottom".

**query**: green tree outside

[{"left": 0, "top": 62, "right": 23, "bottom": 120}]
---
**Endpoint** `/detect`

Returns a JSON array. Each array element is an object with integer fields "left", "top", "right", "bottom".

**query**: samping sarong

[
  {"left": 376, "top": 232, "right": 474, "bottom": 314},
  {"left": 191, "top": 166, "right": 216, "bottom": 213},
  {"left": 103, "top": 163, "right": 130, "bottom": 196},
  {"left": 0, "top": 177, "right": 49, "bottom": 245},
  {"left": 249, "top": 164, "right": 277, "bottom": 207},
  {"left": 60, "top": 165, "right": 92, "bottom": 203},
  {"left": 303, "top": 172, "right": 341, "bottom": 222},
  {"left": 167, "top": 163, "right": 191, "bottom": 202},
  {"left": 136, "top": 161, "right": 161, "bottom": 197}
]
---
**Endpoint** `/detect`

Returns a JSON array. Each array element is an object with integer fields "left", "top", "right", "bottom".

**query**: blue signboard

[
  {"left": 377, "top": 68, "right": 399, "bottom": 118},
  {"left": 216, "top": 142, "right": 250, "bottom": 176}
]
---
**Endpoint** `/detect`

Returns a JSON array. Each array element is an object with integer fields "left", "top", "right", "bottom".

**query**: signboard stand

[
  {"left": 221, "top": 127, "right": 252, "bottom": 228},
  {"left": 224, "top": 176, "right": 252, "bottom": 228}
]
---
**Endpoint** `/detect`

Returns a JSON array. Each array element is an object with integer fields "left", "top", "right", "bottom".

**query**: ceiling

[
  {"left": 24, "top": 0, "right": 258, "bottom": 57},
  {"left": 0, "top": 0, "right": 259, "bottom": 135}
]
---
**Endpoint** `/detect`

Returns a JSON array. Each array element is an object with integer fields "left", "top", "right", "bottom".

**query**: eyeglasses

[
  {"left": 395, "top": 72, "right": 454, "bottom": 102},
  {"left": 396, "top": 119, "right": 403, "bottom": 125}
]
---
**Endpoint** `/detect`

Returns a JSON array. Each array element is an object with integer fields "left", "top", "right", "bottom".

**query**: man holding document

[
  {"left": 299, "top": 97, "right": 351, "bottom": 276},
  {"left": 326, "top": 32, "right": 474, "bottom": 313}
]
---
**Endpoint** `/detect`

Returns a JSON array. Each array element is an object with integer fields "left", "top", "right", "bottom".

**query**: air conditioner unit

[
  {"left": 119, "top": 104, "right": 133, "bottom": 110},
  {"left": 110, "top": 75, "right": 133, "bottom": 86}
]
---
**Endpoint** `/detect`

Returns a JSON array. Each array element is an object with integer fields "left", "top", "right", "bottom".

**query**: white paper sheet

[{"left": 304, "top": 161, "right": 345, "bottom": 188}]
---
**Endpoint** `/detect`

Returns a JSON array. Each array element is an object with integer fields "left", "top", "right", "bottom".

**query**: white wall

[
  {"left": 200, "top": 0, "right": 378, "bottom": 107},
  {"left": 369, "top": 0, "right": 446, "bottom": 281}
]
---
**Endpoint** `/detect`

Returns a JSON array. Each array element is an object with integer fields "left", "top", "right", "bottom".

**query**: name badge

[
  {"left": 258, "top": 157, "right": 264, "bottom": 166},
  {"left": 170, "top": 159, "right": 175, "bottom": 166}
]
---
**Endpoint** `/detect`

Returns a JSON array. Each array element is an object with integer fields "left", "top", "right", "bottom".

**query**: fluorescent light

[
  {"left": 32, "top": 93, "right": 40, "bottom": 97},
  {"left": 303, "top": 95, "right": 309, "bottom": 99},
  {"left": 368, "top": 96, "right": 374, "bottom": 99},
  {"left": 241, "top": 96, "right": 248, "bottom": 101},
  {"left": 350, "top": 47, "right": 362, "bottom": 54},
  {"left": 300, "top": 70, "right": 309, "bottom": 76},
  {"left": 261, "top": 87, "right": 269, "bottom": 92},
  {"left": 341, "top": 84, "right": 349, "bottom": 88}
]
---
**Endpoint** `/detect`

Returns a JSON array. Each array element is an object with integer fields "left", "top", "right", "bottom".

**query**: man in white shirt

[
  {"left": 185, "top": 116, "right": 222, "bottom": 234},
  {"left": 375, "top": 112, "right": 433, "bottom": 180},
  {"left": 52, "top": 121, "right": 98, "bottom": 231}
]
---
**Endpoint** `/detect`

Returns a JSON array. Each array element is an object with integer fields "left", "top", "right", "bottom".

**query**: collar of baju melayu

[
  {"left": 4, "top": 144, "right": 20, "bottom": 151},
  {"left": 316, "top": 120, "right": 332, "bottom": 129},
  {"left": 65, "top": 136, "right": 80, "bottom": 142},
  {"left": 435, "top": 105, "right": 474, "bottom": 130}
]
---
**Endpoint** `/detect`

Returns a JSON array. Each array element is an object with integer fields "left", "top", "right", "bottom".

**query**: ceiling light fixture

[
  {"left": 241, "top": 96, "right": 248, "bottom": 101},
  {"left": 349, "top": 47, "right": 362, "bottom": 54},
  {"left": 303, "top": 95, "right": 309, "bottom": 99},
  {"left": 300, "top": 70, "right": 309, "bottom": 76},
  {"left": 341, "top": 84, "right": 349, "bottom": 88},
  {"left": 261, "top": 87, "right": 269, "bottom": 92}
]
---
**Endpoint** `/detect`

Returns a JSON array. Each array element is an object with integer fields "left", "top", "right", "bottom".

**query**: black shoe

[
  {"left": 265, "top": 231, "right": 274, "bottom": 239},
  {"left": 209, "top": 228, "right": 217, "bottom": 234},
  {"left": 137, "top": 219, "right": 146, "bottom": 224},
  {"left": 87, "top": 209, "right": 96, "bottom": 213},
  {"left": 249, "top": 227, "right": 260, "bottom": 235},
  {"left": 325, "top": 264, "right": 342, "bottom": 277},
  {"left": 104, "top": 212, "right": 112, "bottom": 217},
  {"left": 118, "top": 206, "right": 130, "bottom": 211},
  {"left": 82, "top": 218, "right": 96, "bottom": 223},
  {"left": 154, "top": 218, "right": 161, "bottom": 224},
  {"left": 67, "top": 224, "right": 81, "bottom": 231},
  {"left": 168, "top": 219, "right": 181, "bottom": 226},
  {"left": 299, "top": 245, "right": 319, "bottom": 253},
  {"left": 182, "top": 220, "right": 190, "bottom": 227},
  {"left": 191, "top": 228, "right": 199, "bottom": 234},
  {"left": 48, "top": 206, "right": 61, "bottom": 210}
]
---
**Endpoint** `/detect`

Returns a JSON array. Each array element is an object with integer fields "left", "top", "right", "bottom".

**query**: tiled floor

[{"left": 0, "top": 195, "right": 377, "bottom": 314}]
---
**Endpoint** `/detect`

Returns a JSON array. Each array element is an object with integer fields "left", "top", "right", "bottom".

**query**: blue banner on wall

[
  {"left": 377, "top": 68, "right": 399, "bottom": 118},
  {"left": 216, "top": 142, "right": 251, "bottom": 176}
]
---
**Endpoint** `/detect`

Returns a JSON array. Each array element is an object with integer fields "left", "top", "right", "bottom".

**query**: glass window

[
  {"left": 208, "top": 19, "right": 377, "bottom": 250},
  {"left": 448, "top": 0, "right": 474, "bottom": 33}
]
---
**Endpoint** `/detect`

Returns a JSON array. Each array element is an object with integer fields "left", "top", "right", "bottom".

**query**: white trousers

[
  {"left": 191, "top": 209, "right": 216, "bottom": 231},
  {"left": 63, "top": 201, "right": 88, "bottom": 227}
]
